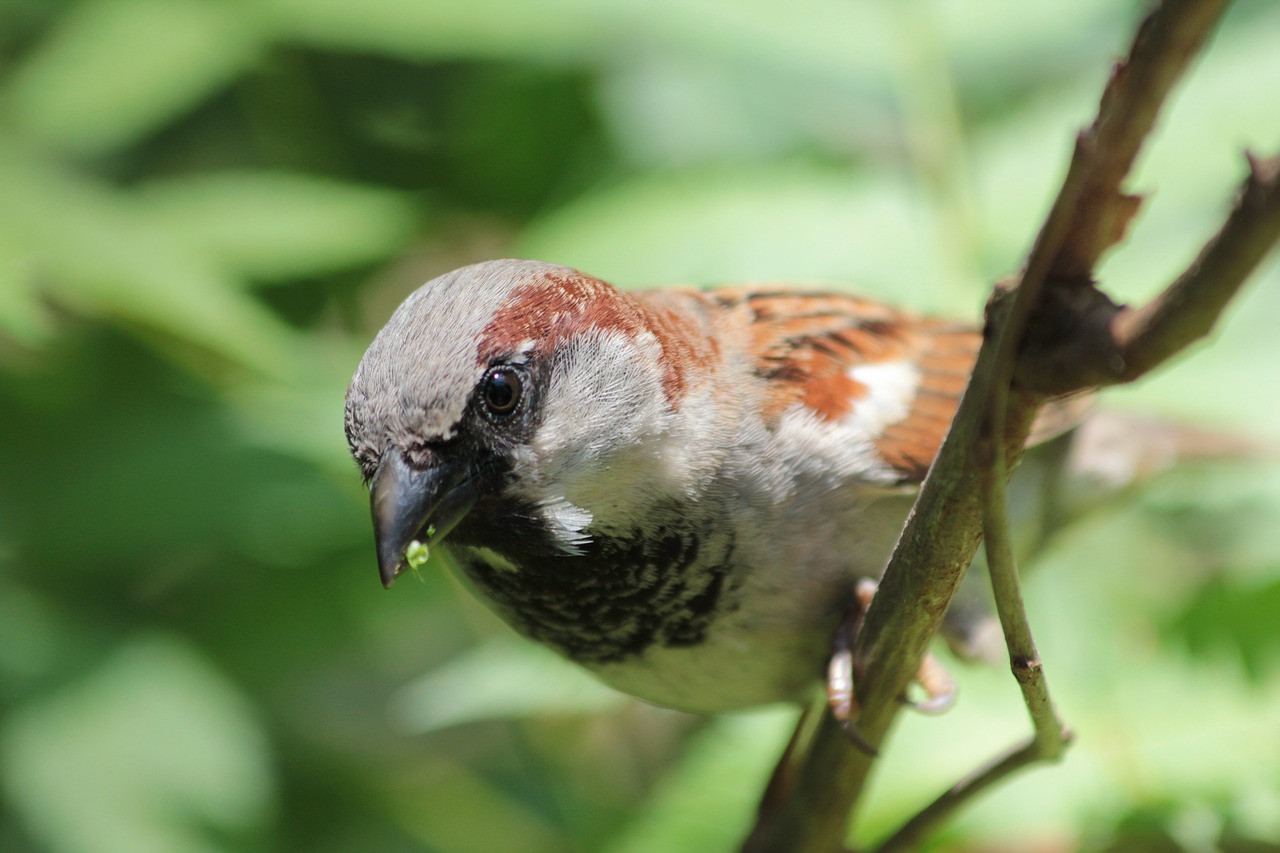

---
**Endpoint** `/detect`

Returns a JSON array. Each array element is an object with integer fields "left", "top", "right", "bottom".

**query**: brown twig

[
  {"left": 1022, "top": 152, "right": 1280, "bottom": 395},
  {"left": 878, "top": 144, "right": 1280, "bottom": 853},
  {"left": 871, "top": 337, "right": 1077, "bottom": 849},
  {"left": 1055, "top": 0, "right": 1229, "bottom": 277},
  {"left": 979, "top": 445, "right": 1070, "bottom": 762},
  {"left": 739, "top": 1, "right": 1260, "bottom": 850},
  {"left": 870, "top": 732, "right": 1072, "bottom": 853}
]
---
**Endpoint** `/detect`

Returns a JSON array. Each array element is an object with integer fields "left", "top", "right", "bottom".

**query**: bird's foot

[{"left": 826, "top": 579, "right": 958, "bottom": 754}]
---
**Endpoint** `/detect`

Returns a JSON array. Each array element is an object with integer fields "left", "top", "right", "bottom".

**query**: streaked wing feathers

[{"left": 708, "top": 287, "right": 1085, "bottom": 483}]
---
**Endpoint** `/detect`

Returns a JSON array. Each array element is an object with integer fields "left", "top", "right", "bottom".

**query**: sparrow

[{"left": 344, "top": 259, "right": 1089, "bottom": 714}]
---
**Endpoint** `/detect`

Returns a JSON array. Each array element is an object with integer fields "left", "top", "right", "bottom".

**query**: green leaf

[
  {"left": 936, "top": 0, "right": 1124, "bottom": 96},
  {"left": 0, "top": 230, "right": 54, "bottom": 347},
  {"left": 518, "top": 166, "right": 984, "bottom": 314},
  {"left": 262, "top": 0, "right": 607, "bottom": 61},
  {"left": 0, "top": 583, "right": 65, "bottom": 685},
  {"left": 2, "top": 634, "right": 274, "bottom": 853},
  {"left": 135, "top": 171, "right": 421, "bottom": 282},
  {"left": 389, "top": 638, "right": 625, "bottom": 733},
  {"left": 1168, "top": 575, "right": 1280, "bottom": 683},
  {"left": 604, "top": 710, "right": 792, "bottom": 853},
  {"left": 0, "top": 137, "right": 301, "bottom": 375},
  {"left": 385, "top": 761, "right": 568, "bottom": 853},
  {"left": 228, "top": 351, "right": 366, "bottom": 475},
  {"left": 262, "top": 0, "right": 895, "bottom": 74},
  {"left": 3, "top": 0, "right": 264, "bottom": 154}
]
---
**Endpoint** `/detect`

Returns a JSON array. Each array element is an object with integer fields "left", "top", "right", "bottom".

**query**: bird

[{"left": 344, "top": 258, "right": 1103, "bottom": 715}]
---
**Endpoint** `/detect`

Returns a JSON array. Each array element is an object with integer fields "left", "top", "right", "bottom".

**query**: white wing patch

[
  {"left": 846, "top": 360, "right": 921, "bottom": 437},
  {"left": 762, "top": 360, "right": 922, "bottom": 489}
]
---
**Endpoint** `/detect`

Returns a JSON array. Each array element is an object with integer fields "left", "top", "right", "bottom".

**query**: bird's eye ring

[{"left": 481, "top": 367, "right": 522, "bottom": 416}]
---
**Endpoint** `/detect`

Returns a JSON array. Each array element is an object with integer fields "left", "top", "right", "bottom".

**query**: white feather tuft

[{"left": 847, "top": 360, "right": 921, "bottom": 437}]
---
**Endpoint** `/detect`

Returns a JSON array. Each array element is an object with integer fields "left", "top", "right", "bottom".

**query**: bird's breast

[{"left": 452, "top": 522, "right": 739, "bottom": 667}]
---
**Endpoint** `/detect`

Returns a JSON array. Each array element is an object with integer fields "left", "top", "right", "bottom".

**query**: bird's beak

[{"left": 370, "top": 449, "right": 478, "bottom": 588}]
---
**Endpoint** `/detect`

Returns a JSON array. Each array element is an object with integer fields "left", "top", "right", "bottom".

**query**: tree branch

[
  {"left": 1055, "top": 0, "right": 1229, "bottom": 277},
  {"left": 1022, "top": 152, "right": 1280, "bottom": 395},
  {"left": 739, "top": 1, "right": 1275, "bottom": 850},
  {"left": 870, "top": 734, "right": 1056, "bottom": 853}
]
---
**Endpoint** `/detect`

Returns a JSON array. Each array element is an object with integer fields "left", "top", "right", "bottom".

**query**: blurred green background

[{"left": 2, "top": 1, "right": 1280, "bottom": 851}]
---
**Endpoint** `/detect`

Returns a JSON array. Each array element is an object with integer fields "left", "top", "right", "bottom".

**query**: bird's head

[{"left": 344, "top": 259, "right": 718, "bottom": 587}]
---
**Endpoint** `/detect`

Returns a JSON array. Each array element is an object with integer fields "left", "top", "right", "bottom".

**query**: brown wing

[{"left": 709, "top": 287, "right": 1084, "bottom": 483}]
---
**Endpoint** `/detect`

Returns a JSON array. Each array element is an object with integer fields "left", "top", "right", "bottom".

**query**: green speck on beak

[{"left": 405, "top": 540, "right": 431, "bottom": 568}]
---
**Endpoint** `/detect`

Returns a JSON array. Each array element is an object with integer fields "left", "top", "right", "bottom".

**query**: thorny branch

[{"left": 742, "top": 1, "right": 1280, "bottom": 851}]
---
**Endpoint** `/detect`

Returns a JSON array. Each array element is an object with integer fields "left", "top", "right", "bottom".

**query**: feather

[{"left": 686, "top": 287, "right": 1087, "bottom": 483}]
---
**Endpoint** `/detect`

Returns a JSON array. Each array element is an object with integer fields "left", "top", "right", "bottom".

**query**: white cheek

[
  {"left": 518, "top": 331, "right": 674, "bottom": 538},
  {"left": 533, "top": 331, "right": 666, "bottom": 466}
]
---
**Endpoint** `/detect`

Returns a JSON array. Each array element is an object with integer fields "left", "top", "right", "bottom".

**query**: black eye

[{"left": 481, "top": 367, "right": 522, "bottom": 416}]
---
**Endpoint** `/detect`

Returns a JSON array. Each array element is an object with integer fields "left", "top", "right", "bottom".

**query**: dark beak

[{"left": 370, "top": 449, "right": 478, "bottom": 588}]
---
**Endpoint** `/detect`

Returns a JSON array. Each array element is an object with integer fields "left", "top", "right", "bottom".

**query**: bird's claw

[
  {"left": 902, "top": 651, "right": 957, "bottom": 714},
  {"left": 825, "top": 579, "right": 957, "bottom": 753}
]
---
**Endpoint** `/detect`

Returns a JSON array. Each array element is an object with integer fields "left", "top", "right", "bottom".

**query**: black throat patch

[{"left": 453, "top": 521, "right": 738, "bottom": 665}]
